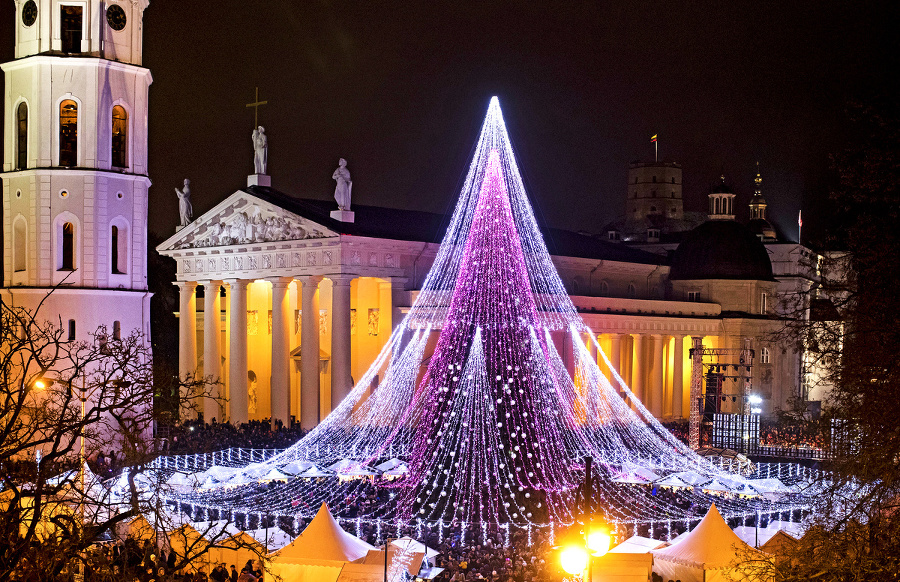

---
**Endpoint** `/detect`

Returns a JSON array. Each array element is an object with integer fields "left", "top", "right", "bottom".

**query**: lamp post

[{"left": 559, "top": 456, "right": 611, "bottom": 581}]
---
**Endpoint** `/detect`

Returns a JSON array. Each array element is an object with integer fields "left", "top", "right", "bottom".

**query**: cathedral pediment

[{"left": 158, "top": 190, "right": 337, "bottom": 252}]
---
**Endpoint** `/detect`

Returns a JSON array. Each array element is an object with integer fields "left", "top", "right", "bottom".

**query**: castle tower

[
  {"left": 707, "top": 175, "right": 736, "bottom": 220},
  {"left": 748, "top": 163, "right": 777, "bottom": 241},
  {"left": 2, "top": 0, "right": 152, "bottom": 342},
  {"left": 626, "top": 161, "right": 683, "bottom": 223}
]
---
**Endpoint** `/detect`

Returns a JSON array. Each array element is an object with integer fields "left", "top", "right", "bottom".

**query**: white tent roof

[
  {"left": 701, "top": 479, "right": 732, "bottom": 493},
  {"left": 374, "top": 458, "right": 406, "bottom": 472},
  {"left": 260, "top": 468, "right": 291, "bottom": 482},
  {"left": 390, "top": 536, "right": 440, "bottom": 558},
  {"left": 298, "top": 465, "right": 334, "bottom": 478},
  {"left": 651, "top": 504, "right": 765, "bottom": 569},
  {"left": 202, "top": 465, "right": 240, "bottom": 481},
  {"left": 622, "top": 463, "right": 660, "bottom": 481},
  {"left": 245, "top": 527, "right": 294, "bottom": 551},
  {"left": 272, "top": 503, "right": 376, "bottom": 563},
  {"left": 281, "top": 460, "right": 315, "bottom": 475},
  {"left": 671, "top": 471, "right": 711, "bottom": 487},
  {"left": 328, "top": 459, "right": 378, "bottom": 476},
  {"left": 610, "top": 535, "right": 668, "bottom": 553},
  {"left": 654, "top": 474, "right": 692, "bottom": 488}
]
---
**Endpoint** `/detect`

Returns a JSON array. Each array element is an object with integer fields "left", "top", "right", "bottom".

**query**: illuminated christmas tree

[{"left": 175, "top": 98, "right": 813, "bottom": 532}]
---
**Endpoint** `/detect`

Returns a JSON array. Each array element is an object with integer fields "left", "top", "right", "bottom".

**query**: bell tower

[{"left": 2, "top": 0, "right": 152, "bottom": 342}]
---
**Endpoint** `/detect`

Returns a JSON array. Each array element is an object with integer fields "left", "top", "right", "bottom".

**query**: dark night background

[{"left": 2, "top": 1, "right": 898, "bottom": 248}]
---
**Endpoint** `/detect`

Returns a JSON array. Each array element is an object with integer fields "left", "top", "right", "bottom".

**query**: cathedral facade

[{"left": 158, "top": 160, "right": 825, "bottom": 428}]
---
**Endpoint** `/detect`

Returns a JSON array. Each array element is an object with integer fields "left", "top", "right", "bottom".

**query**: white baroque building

[{"left": 2, "top": 0, "right": 152, "bottom": 347}]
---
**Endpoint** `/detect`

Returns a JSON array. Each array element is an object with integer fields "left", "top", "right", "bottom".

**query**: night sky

[{"left": 2, "top": 1, "right": 897, "bottom": 247}]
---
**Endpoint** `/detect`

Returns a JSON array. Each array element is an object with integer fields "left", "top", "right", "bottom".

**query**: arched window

[
  {"left": 714, "top": 198, "right": 721, "bottom": 215},
  {"left": 59, "top": 100, "right": 78, "bottom": 167},
  {"left": 61, "top": 222, "right": 75, "bottom": 270},
  {"left": 111, "top": 105, "right": 127, "bottom": 168},
  {"left": 111, "top": 223, "right": 128, "bottom": 274},
  {"left": 627, "top": 283, "right": 636, "bottom": 298},
  {"left": 60, "top": 6, "right": 83, "bottom": 53},
  {"left": 68, "top": 320, "right": 76, "bottom": 341},
  {"left": 16, "top": 102, "right": 27, "bottom": 170},
  {"left": 761, "top": 347, "right": 771, "bottom": 364},
  {"left": 599, "top": 281, "right": 609, "bottom": 296},
  {"left": 14, "top": 218, "right": 26, "bottom": 272}
]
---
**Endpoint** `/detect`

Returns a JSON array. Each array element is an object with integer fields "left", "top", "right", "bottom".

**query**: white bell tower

[{"left": 2, "top": 0, "right": 152, "bottom": 342}]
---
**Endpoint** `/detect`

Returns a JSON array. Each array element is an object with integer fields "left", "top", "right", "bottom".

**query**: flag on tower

[
  {"left": 650, "top": 134, "right": 658, "bottom": 142},
  {"left": 798, "top": 210, "right": 803, "bottom": 228}
]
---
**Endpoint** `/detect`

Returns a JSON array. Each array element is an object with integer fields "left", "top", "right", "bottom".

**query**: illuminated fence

[{"left": 150, "top": 448, "right": 286, "bottom": 472}]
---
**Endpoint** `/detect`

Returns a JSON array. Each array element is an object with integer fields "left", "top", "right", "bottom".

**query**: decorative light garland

[{"left": 156, "top": 97, "right": 820, "bottom": 537}]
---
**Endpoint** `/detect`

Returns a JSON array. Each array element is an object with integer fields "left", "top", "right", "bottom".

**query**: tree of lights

[{"left": 166, "top": 98, "right": 817, "bottom": 533}]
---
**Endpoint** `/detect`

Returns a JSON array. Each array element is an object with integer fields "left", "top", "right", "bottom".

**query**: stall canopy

[
  {"left": 651, "top": 504, "right": 770, "bottom": 582},
  {"left": 273, "top": 503, "right": 375, "bottom": 562}
]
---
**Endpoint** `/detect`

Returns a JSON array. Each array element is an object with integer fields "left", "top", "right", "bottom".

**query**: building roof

[
  {"left": 246, "top": 186, "right": 666, "bottom": 265},
  {"left": 669, "top": 220, "right": 776, "bottom": 281}
]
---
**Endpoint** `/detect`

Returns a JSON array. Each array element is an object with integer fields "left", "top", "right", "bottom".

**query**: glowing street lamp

[{"left": 560, "top": 544, "right": 589, "bottom": 576}]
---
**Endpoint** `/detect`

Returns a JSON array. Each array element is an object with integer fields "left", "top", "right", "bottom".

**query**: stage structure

[{"left": 163, "top": 99, "right": 815, "bottom": 534}]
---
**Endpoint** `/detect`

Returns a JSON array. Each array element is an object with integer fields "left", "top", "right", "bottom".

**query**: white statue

[
  {"left": 252, "top": 126, "right": 268, "bottom": 175},
  {"left": 175, "top": 178, "right": 192, "bottom": 226},
  {"left": 332, "top": 158, "right": 352, "bottom": 210}
]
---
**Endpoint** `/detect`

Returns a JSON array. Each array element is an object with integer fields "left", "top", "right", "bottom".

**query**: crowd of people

[{"left": 160, "top": 419, "right": 308, "bottom": 457}]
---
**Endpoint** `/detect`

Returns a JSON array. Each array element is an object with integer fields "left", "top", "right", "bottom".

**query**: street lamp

[{"left": 559, "top": 456, "right": 611, "bottom": 580}]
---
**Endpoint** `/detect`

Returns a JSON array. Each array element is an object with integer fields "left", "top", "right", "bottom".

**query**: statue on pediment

[
  {"left": 333, "top": 158, "right": 352, "bottom": 210},
  {"left": 176, "top": 179, "right": 192, "bottom": 226},
  {"left": 252, "top": 126, "right": 268, "bottom": 175}
]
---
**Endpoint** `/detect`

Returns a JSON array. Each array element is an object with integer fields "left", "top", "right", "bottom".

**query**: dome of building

[
  {"left": 747, "top": 217, "right": 777, "bottom": 242},
  {"left": 669, "top": 220, "right": 776, "bottom": 281}
]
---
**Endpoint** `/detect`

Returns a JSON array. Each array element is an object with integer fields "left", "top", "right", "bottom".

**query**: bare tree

[
  {"left": 0, "top": 292, "right": 266, "bottom": 581},
  {"left": 760, "top": 100, "right": 900, "bottom": 581}
]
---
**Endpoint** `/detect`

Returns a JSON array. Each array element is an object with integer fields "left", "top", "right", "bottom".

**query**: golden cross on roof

[{"left": 246, "top": 87, "right": 268, "bottom": 127}]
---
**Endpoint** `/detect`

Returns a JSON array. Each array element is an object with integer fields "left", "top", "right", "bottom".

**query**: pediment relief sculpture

[{"left": 175, "top": 203, "right": 329, "bottom": 249}]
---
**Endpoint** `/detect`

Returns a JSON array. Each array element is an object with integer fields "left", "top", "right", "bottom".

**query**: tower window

[
  {"left": 14, "top": 218, "right": 27, "bottom": 272},
  {"left": 111, "top": 224, "right": 128, "bottom": 274},
  {"left": 111, "top": 105, "right": 127, "bottom": 168},
  {"left": 113, "top": 321, "right": 121, "bottom": 340},
  {"left": 688, "top": 291, "right": 700, "bottom": 302},
  {"left": 671, "top": 191, "right": 675, "bottom": 198},
  {"left": 59, "top": 100, "right": 78, "bottom": 167},
  {"left": 652, "top": 176, "right": 657, "bottom": 183},
  {"left": 651, "top": 190, "right": 656, "bottom": 198},
  {"left": 60, "top": 222, "right": 75, "bottom": 271},
  {"left": 16, "top": 102, "right": 27, "bottom": 170},
  {"left": 671, "top": 177, "right": 675, "bottom": 184},
  {"left": 68, "top": 319, "right": 76, "bottom": 341},
  {"left": 627, "top": 283, "right": 636, "bottom": 298},
  {"left": 60, "top": 6, "right": 83, "bottom": 53},
  {"left": 761, "top": 347, "right": 771, "bottom": 364},
  {"left": 760, "top": 292, "right": 768, "bottom": 314}
]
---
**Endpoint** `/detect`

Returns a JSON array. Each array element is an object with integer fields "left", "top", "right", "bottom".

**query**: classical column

[
  {"left": 202, "top": 280, "right": 223, "bottom": 423},
  {"left": 672, "top": 335, "right": 685, "bottom": 418},
  {"left": 632, "top": 334, "right": 644, "bottom": 405},
  {"left": 650, "top": 334, "right": 665, "bottom": 418},
  {"left": 177, "top": 282, "right": 198, "bottom": 418},
  {"left": 270, "top": 277, "right": 293, "bottom": 428},
  {"left": 298, "top": 276, "right": 322, "bottom": 430},
  {"left": 588, "top": 333, "right": 598, "bottom": 366},
  {"left": 225, "top": 279, "right": 249, "bottom": 425},
  {"left": 330, "top": 275, "right": 354, "bottom": 410},
  {"left": 609, "top": 333, "right": 622, "bottom": 383}
]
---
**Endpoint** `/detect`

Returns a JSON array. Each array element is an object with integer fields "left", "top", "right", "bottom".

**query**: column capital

[
  {"left": 327, "top": 273, "right": 356, "bottom": 286},
  {"left": 267, "top": 276, "right": 294, "bottom": 289},
  {"left": 223, "top": 278, "right": 250, "bottom": 289},
  {"left": 296, "top": 275, "right": 324, "bottom": 286},
  {"left": 174, "top": 280, "right": 199, "bottom": 290},
  {"left": 198, "top": 279, "right": 224, "bottom": 287}
]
